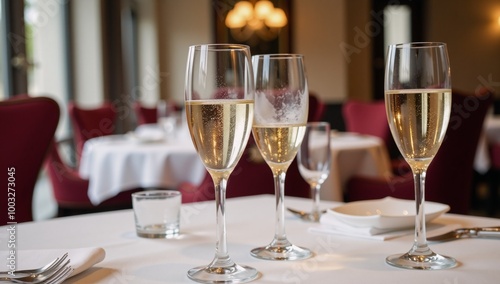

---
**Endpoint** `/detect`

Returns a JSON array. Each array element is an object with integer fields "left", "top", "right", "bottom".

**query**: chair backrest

[
  {"left": 425, "top": 88, "right": 493, "bottom": 213},
  {"left": 0, "top": 96, "right": 60, "bottom": 224},
  {"left": 45, "top": 140, "right": 91, "bottom": 205},
  {"left": 308, "top": 92, "right": 326, "bottom": 122},
  {"left": 68, "top": 102, "right": 116, "bottom": 158},
  {"left": 134, "top": 101, "right": 183, "bottom": 125},
  {"left": 134, "top": 102, "right": 157, "bottom": 125},
  {"left": 346, "top": 89, "right": 493, "bottom": 214},
  {"left": 342, "top": 100, "right": 392, "bottom": 145},
  {"left": 45, "top": 140, "right": 139, "bottom": 216}
]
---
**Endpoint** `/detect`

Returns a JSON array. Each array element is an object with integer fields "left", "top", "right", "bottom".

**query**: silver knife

[{"left": 427, "top": 226, "right": 500, "bottom": 242}]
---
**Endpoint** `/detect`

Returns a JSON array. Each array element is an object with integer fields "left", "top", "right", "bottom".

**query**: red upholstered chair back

[
  {"left": 134, "top": 102, "right": 157, "bottom": 125},
  {"left": 134, "top": 101, "right": 183, "bottom": 125},
  {"left": 0, "top": 96, "right": 60, "bottom": 224},
  {"left": 46, "top": 141, "right": 91, "bottom": 206},
  {"left": 342, "top": 100, "right": 392, "bottom": 147},
  {"left": 45, "top": 140, "right": 140, "bottom": 216},
  {"left": 68, "top": 102, "right": 116, "bottom": 159},
  {"left": 308, "top": 92, "right": 326, "bottom": 122},
  {"left": 346, "top": 89, "right": 493, "bottom": 214}
]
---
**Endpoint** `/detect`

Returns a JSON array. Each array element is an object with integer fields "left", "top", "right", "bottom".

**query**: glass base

[
  {"left": 386, "top": 251, "right": 457, "bottom": 270},
  {"left": 304, "top": 212, "right": 321, "bottom": 222},
  {"left": 250, "top": 242, "right": 312, "bottom": 261},
  {"left": 187, "top": 263, "right": 258, "bottom": 283}
]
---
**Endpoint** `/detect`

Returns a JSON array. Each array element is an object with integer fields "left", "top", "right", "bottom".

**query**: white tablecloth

[
  {"left": 3, "top": 195, "right": 500, "bottom": 283},
  {"left": 79, "top": 128, "right": 206, "bottom": 205},
  {"left": 321, "top": 132, "right": 393, "bottom": 201}
]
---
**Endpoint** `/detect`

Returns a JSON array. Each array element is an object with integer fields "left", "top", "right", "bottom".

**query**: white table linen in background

[
  {"left": 3, "top": 195, "right": 500, "bottom": 283},
  {"left": 79, "top": 126, "right": 206, "bottom": 205},
  {"left": 321, "top": 132, "right": 393, "bottom": 201},
  {"left": 474, "top": 115, "right": 500, "bottom": 173}
]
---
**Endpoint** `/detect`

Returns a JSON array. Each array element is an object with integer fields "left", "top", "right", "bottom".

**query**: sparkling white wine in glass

[
  {"left": 386, "top": 89, "right": 451, "bottom": 168},
  {"left": 252, "top": 124, "right": 306, "bottom": 172},
  {"left": 384, "top": 42, "right": 456, "bottom": 270},
  {"left": 186, "top": 100, "right": 254, "bottom": 173},
  {"left": 250, "top": 54, "right": 312, "bottom": 261},
  {"left": 185, "top": 44, "right": 258, "bottom": 283}
]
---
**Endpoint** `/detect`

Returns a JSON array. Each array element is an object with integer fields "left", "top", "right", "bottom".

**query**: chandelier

[{"left": 225, "top": 0, "right": 288, "bottom": 42}]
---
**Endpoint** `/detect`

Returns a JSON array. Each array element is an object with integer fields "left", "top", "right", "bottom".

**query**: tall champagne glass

[
  {"left": 250, "top": 54, "right": 312, "bottom": 260},
  {"left": 385, "top": 42, "right": 456, "bottom": 269},
  {"left": 185, "top": 44, "right": 258, "bottom": 283},
  {"left": 297, "top": 122, "right": 331, "bottom": 222}
]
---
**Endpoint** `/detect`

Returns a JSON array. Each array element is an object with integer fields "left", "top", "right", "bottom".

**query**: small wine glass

[
  {"left": 385, "top": 42, "right": 456, "bottom": 270},
  {"left": 157, "top": 100, "right": 176, "bottom": 139},
  {"left": 297, "top": 122, "right": 331, "bottom": 222},
  {"left": 250, "top": 54, "right": 312, "bottom": 261},
  {"left": 185, "top": 44, "right": 258, "bottom": 282}
]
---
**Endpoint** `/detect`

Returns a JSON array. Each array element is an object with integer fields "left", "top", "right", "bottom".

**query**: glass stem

[
  {"left": 273, "top": 170, "right": 288, "bottom": 244},
  {"left": 411, "top": 169, "right": 430, "bottom": 255},
  {"left": 211, "top": 174, "right": 232, "bottom": 267},
  {"left": 312, "top": 183, "right": 321, "bottom": 217}
]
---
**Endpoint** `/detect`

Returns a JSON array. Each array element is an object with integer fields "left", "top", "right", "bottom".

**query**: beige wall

[
  {"left": 157, "top": 0, "right": 212, "bottom": 105},
  {"left": 427, "top": 0, "right": 500, "bottom": 96},
  {"left": 156, "top": 0, "right": 350, "bottom": 104},
  {"left": 71, "top": 0, "right": 500, "bottom": 107},
  {"left": 293, "top": 0, "right": 347, "bottom": 103},
  {"left": 135, "top": 0, "right": 161, "bottom": 107},
  {"left": 71, "top": 0, "right": 104, "bottom": 106}
]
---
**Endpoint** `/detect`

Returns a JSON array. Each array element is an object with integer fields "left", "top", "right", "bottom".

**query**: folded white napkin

[
  {"left": 310, "top": 214, "right": 457, "bottom": 241},
  {"left": 308, "top": 213, "right": 413, "bottom": 241},
  {"left": 0, "top": 247, "right": 105, "bottom": 278}
]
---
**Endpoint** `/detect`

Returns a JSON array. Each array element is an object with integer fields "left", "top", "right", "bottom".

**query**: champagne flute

[
  {"left": 385, "top": 42, "right": 456, "bottom": 269},
  {"left": 250, "top": 54, "right": 312, "bottom": 260},
  {"left": 185, "top": 44, "right": 258, "bottom": 282},
  {"left": 297, "top": 122, "right": 331, "bottom": 222}
]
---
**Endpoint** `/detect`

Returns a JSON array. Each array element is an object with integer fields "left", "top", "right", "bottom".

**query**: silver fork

[
  {"left": 0, "top": 264, "right": 72, "bottom": 284},
  {"left": 45, "top": 265, "right": 74, "bottom": 284},
  {"left": 0, "top": 253, "right": 68, "bottom": 280},
  {"left": 0, "top": 257, "right": 71, "bottom": 283}
]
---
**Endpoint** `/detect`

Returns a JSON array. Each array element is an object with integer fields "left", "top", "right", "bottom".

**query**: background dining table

[
  {"left": 4, "top": 195, "right": 499, "bottom": 283},
  {"left": 79, "top": 127, "right": 392, "bottom": 205},
  {"left": 78, "top": 125, "right": 207, "bottom": 205},
  {"left": 321, "top": 132, "right": 393, "bottom": 201}
]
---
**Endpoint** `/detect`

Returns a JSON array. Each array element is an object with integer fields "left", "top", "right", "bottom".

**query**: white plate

[{"left": 327, "top": 197, "right": 450, "bottom": 230}]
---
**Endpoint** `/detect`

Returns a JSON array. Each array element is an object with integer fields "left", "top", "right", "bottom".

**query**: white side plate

[{"left": 327, "top": 197, "right": 450, "bottom": 230}]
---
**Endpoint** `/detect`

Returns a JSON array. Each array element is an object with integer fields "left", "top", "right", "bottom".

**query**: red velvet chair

[
  {"left": 68, "top": 102, "right": 116, "bottom": 160},
  {"left": 45, "top": 140, "right": 142, "bottom": 216},
  {"left": 134, "top": 101, "right": 182, "bottom": 125},
  {"left": 345, "top": 89, "right": 493, "bottom": 214},
  {"left": 0, "top": 96, "right": 59, "bottom": 225},
  {"left": 134, "top": 102, "right": 157, "bottom": 125},
  {"left": 342, "top": 99, "right": 393, "bottom": 151},
  {"left": 308, "top": 92, "right": 326, "bottom": 122},
  {"left": 342, "top": 99, "right": 408, "bottom": 174}
]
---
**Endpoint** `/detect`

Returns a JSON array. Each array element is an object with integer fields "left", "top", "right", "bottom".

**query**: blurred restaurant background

[{"left": 2, "top": 0, "right": 500, "bottom": 220}]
